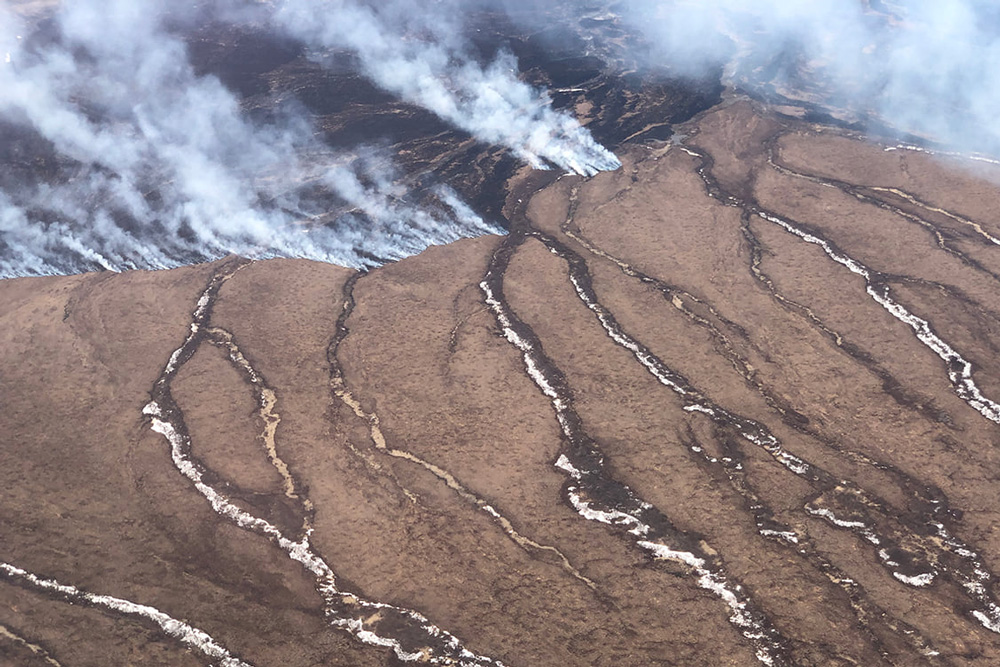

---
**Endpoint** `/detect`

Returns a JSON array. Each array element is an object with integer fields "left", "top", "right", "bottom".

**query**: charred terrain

[
  {"left": 5, "top": 98, "right": 1000, "bottom": 665},
  {"left": 0, "top": 3, "right": 720, "bottom": 271},
  {"left": 5, "top": 4, "right": 1000, "bottom": 667}
]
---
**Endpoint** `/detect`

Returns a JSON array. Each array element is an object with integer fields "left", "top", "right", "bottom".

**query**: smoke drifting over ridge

[
  {"left": 614, "top": 0, "right": 1000, "bottom": 154},
  {"left": 0, "top": 0, "right": 616, "bottom": 278},
  {"left": 275, "top": 0, "right": 622, "bottom": 177},
  {"left": 4, "top": 0, "right": 997, "bottom": 279},
  {"left": 297, "top": 0, "right": 1000, "bottom": 157}
]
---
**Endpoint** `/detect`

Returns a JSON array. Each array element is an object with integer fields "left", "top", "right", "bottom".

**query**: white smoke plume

[
  {"left": 6, "top": 0, "right": 996, "bottom": 280},
  {"left": 0, "top": 0, "right": 549, "bottom": 278},
  {"left": 273, "top": 0, "right": 622, "bottom": 176},
  {"left": 611, "top": 0, "right": 1000, "bottom": 155}
]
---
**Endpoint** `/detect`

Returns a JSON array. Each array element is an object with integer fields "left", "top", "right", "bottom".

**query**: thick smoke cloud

[
  {"left": 273, "top": 0, "right": 1000, "bottom": 160},
  {"left": 19, "top": 0, "right": 994, "bottom": 280},
  {"left": 0, "top": 0, "right": 615, "bottom": 278},
  {"left": 0, "top": 0, "right": 322, "bottom": 276},
  {"left": 274, "top": 0, "right": 622, "bottom": 176},
  {"left": 616, "top": 0, "right": 1000, "bottom": 154}
]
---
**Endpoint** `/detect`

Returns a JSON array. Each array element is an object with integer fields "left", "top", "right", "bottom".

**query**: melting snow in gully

[{"left": 4, "top": 1, "right": 1000, "bottom": 666}]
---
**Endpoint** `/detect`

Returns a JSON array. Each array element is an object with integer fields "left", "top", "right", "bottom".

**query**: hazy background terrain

[{"left": 1, "top": 0, "right": 997, "bottom": 277}]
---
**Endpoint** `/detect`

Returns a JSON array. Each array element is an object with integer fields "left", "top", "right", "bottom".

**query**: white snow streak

[
  {"left": 758, "top": 211, "right": 1000, "bottom": 424},
  {"left": 0, "top": 562, "right": 251, "bottom": 667}
]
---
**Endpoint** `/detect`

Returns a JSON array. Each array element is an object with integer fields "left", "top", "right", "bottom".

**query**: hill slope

[{"left": 3, "top": 101, "right": 1000, "bottom": 666}]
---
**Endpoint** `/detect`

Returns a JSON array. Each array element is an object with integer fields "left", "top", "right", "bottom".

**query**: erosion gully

[
  {"left": 129, "top": 123, "right": 1000, "bottom": 665},
  {"left": 483, "top": 133, "right": 1000, "bottom": 664},
  {"left": 0, "top": 560, "right": 251, "bottom": 667},
  {"left": 143, "top": 259, "right": 505, "bottom": 666},
  {"left": 327, "top": 273, "right": 599, "bottom": 593},
  {"left": 482, "top": 182, "right": 792, "bottom": 666},
  {"left": 679, "top": 136, "right": 1000, "bottom": 640}
]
